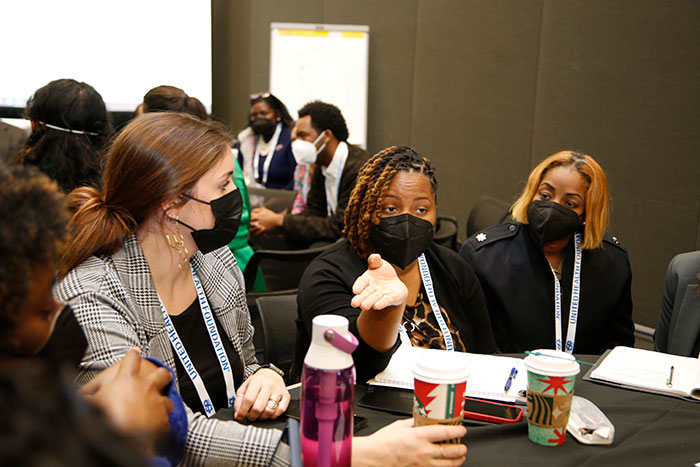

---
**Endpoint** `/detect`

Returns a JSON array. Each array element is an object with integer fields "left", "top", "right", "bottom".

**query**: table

[{"left": 219, "top": 355, "right": 700, "bottom": 466}]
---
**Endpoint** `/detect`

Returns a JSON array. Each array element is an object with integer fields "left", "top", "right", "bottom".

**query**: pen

[
  {"left": 666, "top": 366, "right": 674, "bottom": 387},
  {"left": 504, "top": 367, "right": 518, "bottom": 392}
]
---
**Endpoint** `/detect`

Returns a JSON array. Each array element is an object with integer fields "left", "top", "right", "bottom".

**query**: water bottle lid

[{"left": 305, "top": 315, "right": 355, "bottom": 371}]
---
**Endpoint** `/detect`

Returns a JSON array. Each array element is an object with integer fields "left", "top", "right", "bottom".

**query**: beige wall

[{"left": 212, "top": 0, "right": 700, "bottom": 328}]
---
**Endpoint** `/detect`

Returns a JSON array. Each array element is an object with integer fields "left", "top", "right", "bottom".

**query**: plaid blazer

[{"left": 56, "top": 234, "right": 289, "bottom": 466}]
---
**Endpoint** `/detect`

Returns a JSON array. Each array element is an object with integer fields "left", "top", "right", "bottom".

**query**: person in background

[
  {"left": 0, "top": 165, "right": 178, "bottom": 465},
  {"left": 251, "top": 101, "right": 369, "bottom": 248},
  {"left": 461, "top": 150, "right": 635, "bottom": 354},
  {"left": 14, "top": 79, "right": 113, "bottom": 193},
  {"left": 137, "top": 85, "right": 208, "bottom": 120},
  {"left": 294, "top": 146, "right": 497, "bottom": 383},
  {"left": 654, "top": 251, "right": 700, "bottom": 357},
  {"left": 136, "top": 85, "right": 262, "bottom": 288},
  {"left": 0, "top": 120, "right": 27, "bottom": 164},
  {"left": 237, "top": 92, "right": 297, "bottom": 191}
]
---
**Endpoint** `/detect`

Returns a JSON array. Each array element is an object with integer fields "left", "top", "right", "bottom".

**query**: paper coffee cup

[
  {"left": 523, "top": 349, "right": 580, "bottom": 446},
  {"left": 412, "top": 354, "right": 469, "bottom": 443}
]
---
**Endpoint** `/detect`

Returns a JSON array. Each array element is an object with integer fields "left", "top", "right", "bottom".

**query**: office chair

[
  {"left": 242, "top": 242, "right": 333, "bottom": 293},
  {"left": 465, "top": 195, "right": 511, "bottom": 238},
  {"left": 434, "top": 216, "right": 459, "bottom": 251},
  {"left": 255, "top": 293, "right": 299, "bottom": 382}
]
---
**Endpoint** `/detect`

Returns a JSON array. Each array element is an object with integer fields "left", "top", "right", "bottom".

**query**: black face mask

[
  {"left": 368, "top": 214, "right": 435, "bottom": 269},
  {"left": 526, "top": 200, "right": 581, "bottom": 246},
  {"left": 250, "top": 118, "right": 276, "bottom": 140},
  {"left": 177, "top": 189, "right": 243, "bottom": 254}
]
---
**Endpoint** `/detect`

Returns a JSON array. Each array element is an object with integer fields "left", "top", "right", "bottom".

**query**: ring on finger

[
  {"left": 267, "top": 394, "right": 283, "bottom": 410},
  {"left": 438, "top": 445, "right": 445, "bottom": 459}
]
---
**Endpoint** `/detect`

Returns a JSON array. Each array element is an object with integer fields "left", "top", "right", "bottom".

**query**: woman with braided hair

[{"left": 293, "top": 145, "right": 498, "bottom": 383}]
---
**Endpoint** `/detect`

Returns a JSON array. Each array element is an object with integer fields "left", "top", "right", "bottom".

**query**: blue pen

[{"left": 504, "top": 367, "right": 518, "bottom": 392}]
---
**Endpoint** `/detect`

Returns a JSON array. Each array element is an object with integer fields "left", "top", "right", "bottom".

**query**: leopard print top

[{"left": 402, "top": 288, "right": 466, "bottom": 351}]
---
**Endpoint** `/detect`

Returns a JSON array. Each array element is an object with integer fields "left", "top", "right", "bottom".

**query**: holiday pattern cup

[
  {"left": 524, "top": 349, "right": 580, "bottom": 446},
  {"left": 412, "top": 354, "right": 469, "bottom": 443}
]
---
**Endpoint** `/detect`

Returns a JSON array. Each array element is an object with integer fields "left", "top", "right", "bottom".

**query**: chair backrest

[
  {"left": 255, "top": 293, "right": 298, "bottom": 380},
  {"left": 434, "top": 215, "right": 459, "bottom": 251},
  {"left": 243, "top": 242, "right": 334, "bottom": 292},
  {"left": 247, "top": 187, "right": 296, "bottom": 213},
  {"left": 466, "top": 195, "right": 511, "bottom": 238}
]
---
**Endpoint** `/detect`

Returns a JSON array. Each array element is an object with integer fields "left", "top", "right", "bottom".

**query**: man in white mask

[{"left": 250, "top": 101, "right": 369, "bottom": 247}]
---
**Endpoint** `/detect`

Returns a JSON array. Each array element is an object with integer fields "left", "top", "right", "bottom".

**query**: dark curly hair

[
  {"left": 343, "top": 145, "right": 438, "bottom": 260},
  {"left": 250, "top": 92, "right": 294, "bottom": 127},
  {"left": 16, "top": 79, "right": 114, "bottom": 193},
  {"left": 143, "top": 85, "right": 209, "bottom": 120},
  {"left": 0, "top": 165, "right": 68, "bottom": 332},
  {"left": 297, "top": 101, "right": 349, "bottom": 142}
]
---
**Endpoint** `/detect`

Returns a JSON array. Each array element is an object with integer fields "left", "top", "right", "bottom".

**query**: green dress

[{"left": 228, "top": 159, "right": 266, "bottom": 291}]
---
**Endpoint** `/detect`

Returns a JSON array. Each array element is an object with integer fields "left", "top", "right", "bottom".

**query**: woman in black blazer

[{"left": 461, "top": 151, "right": 635, "bottom": 354}]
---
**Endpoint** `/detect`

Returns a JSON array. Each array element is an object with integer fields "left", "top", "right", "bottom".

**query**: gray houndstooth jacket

[{"left": 56, "top": 234, "right": 289, "bottom": 466}]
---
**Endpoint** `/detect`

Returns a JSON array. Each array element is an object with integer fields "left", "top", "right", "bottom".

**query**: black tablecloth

[{"left": 217, "top": 355, "right": 700, "bottom": 466}]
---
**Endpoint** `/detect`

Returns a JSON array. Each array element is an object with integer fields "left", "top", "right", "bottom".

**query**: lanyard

[
  {"left": 549, "top": 232, "right": 583, "bottom": 353},
  {"left": 325, "top": 144, "right": 348, "bottom": 216},
  {"left": 159, "top": 265, "right": 236, "bottom": 417},
  {"left": 411, "top": 253, "right": 454, "bottom": 351},
  {"left": 253, "top": 122, "right": 282, "bottom": 185}
]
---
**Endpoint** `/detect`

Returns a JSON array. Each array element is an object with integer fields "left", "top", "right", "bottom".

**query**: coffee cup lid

[
  {"left": 523, "top": 349, "right": 580, "bottom": 376},
  {"left": 412, "top": 353, "right": 469, "bottom": 384}
]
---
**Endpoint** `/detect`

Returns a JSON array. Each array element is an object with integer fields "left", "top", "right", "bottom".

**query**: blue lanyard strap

[
  {"left": 159, "top": 265, "right": 237, "bottom": 417},
  {"left": 417, "top": 253, "right": 454, "bottom": 351},
  {"left": 550, "top": 232, "right": 583, "bottom": 353}
]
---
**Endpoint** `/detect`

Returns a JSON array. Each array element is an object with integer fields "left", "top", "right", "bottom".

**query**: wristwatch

[{"left": 255, "top": 363, "right": 285, "bottom": 378}]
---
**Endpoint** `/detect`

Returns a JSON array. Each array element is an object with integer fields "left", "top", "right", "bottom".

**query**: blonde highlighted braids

[{"left": 343, "top": 145, "right": 437, "bottom": 260}]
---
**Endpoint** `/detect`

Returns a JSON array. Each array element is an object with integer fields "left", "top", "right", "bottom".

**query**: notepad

[
  {"left": 586, "top": 346, "right": 700, "bottom": 401},
  {"left": 366, "top": 346, "right": 527, "bottom": 403}
]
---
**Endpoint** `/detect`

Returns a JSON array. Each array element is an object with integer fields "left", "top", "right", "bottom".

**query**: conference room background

[{"left": 212, "top": 0, "right": 699, "bottom": 331}]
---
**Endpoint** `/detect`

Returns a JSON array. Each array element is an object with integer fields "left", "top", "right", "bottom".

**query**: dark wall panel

[
  {"left": 212, "top": 0, "right": 251, "bottom": 126},
  {"left": 410, "top": 0, "right": 543, "bottom": 227},
  {"left": 531, "top": 0, "right": 700, "bottom": 326},
  {"left": 324, "top": 0, "right": 418, "bottom": 152}
]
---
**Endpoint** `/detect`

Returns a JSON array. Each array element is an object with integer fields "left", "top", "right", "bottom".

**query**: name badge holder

[
  {"left": 549, "top": 232, "right": 583, "bottom": 353},
  {"left": 399, "top": 254, "right": 454, "bottom": 351},
  {"left": 159, "top": 265, "right": 237, "bottom": 417}
]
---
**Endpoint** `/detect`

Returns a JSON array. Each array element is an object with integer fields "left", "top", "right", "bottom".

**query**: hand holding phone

[{"left": 463, "top": 397, "right": 523, "bottom": 424}]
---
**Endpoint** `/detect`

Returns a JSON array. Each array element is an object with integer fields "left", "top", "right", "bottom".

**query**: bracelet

[{"left": 255, "top": 363, "right": 285, "bottom": 378}]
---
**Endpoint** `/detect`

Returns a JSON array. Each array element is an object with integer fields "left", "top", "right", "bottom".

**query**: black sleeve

[
  {"left": 462, "top": 269, "right": 499, "bottom": 353},
  {"left": 296, "top": 252, "right": 398, "bottom": 383},
  {"left": 606, "top": 255, "right": 635, "bottom": 349},
  {"left": 458, "top": 240, "right": 478, "bottom": 270},
  {"left": 37, "top": 305, "right": 88, "bottom": 372},
  {"left": 451, "top": 251, "right": 499, "bottom": 354}
]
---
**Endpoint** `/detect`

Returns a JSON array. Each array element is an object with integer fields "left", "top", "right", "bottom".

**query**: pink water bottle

[{"left": 301, "top": 315, "right": 358, "bottom": 467}]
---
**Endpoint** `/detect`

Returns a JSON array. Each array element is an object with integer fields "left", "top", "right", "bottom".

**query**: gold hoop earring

[{"left": 165, "top": 216, "right": 189, "bottom": 270}]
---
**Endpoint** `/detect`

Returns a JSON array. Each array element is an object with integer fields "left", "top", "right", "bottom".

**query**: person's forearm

[
  {"left": 352, "top": 436, "right": 381, "bottom": 467},
  {"left": 356, "top": 304, "right": 404, "bottom": 352}
]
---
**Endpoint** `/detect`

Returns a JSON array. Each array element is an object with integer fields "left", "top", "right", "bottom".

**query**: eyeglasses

[{"left": 250, "top": 92, "right": 271, "bottom": 100}]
